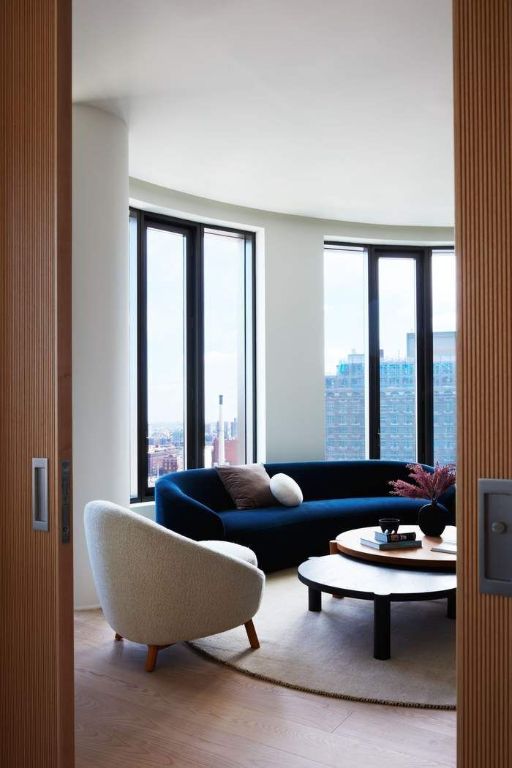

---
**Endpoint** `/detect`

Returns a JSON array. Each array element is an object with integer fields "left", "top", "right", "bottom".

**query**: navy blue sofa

[{"left": 155, "top": 461, "right": 456, "bottom": 573}]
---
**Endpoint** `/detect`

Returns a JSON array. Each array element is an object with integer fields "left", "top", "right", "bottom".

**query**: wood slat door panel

[
  {"left": 454, "top": 1, "right": 512, "bottom": 766},
  {"left": 0, "top": 1, "right": 73, "bottom": 766}
]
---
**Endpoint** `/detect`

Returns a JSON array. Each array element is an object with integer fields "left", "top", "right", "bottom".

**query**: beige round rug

[{"left": 190, "top": 568, "right": 456, "bottom": 710}]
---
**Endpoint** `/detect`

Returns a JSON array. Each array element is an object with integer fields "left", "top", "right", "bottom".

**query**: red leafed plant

[{"left": 389, "top": 463, "right": 456, "bottom": 503}]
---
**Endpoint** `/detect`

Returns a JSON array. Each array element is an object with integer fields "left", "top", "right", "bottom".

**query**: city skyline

[{"left": 144, "top": 329, "right": 456, "bottom": 488}]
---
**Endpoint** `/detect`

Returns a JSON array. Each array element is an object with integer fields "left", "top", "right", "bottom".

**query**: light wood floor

[{"left": 75, "top": 610, "right": 456, "bottom": 767}]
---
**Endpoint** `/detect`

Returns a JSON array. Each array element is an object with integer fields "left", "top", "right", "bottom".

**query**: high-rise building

[
  {"left": 325, "top": 353, "right": 366, "bottom": 459},
  {"left": 325, "top": 333, "right": 456, "bottom": 463}
]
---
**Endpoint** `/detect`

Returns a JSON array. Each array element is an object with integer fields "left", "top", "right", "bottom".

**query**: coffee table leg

[
  {"left": 373, "top": 596, "right": 391, "bottom": 660},
  {"left": 447, "top": 590, "right": 456, "bottom": 619},
  {"left": 308, "top": 587, "right": 322, "bottom": 612}
]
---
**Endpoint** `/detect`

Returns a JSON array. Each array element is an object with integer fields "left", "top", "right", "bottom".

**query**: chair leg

[
  {"left": 145, "top": 645, "right": 159, "bottom": 672},
  {"left": 244, "top": 619, "right": 260, "bottom": 649},
  {"left": 114, "top": 633, "right": 123, "bottom": 641},
  {"left": 145, "top": 643, "right": 172, "bottom": 672}
]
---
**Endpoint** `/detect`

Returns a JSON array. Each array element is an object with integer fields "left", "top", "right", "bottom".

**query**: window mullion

[
  {"left": 137, "top": 211, "right": 149, "bottom": 500},
  {"left": 421, "top": 249, "right": 434, "bottom": 465},
  {"left": 185, "top": 223, "right": 204, "bottom": 468},
  {"left": 368, "top": 246, "right": 380, "bottom": 459}
]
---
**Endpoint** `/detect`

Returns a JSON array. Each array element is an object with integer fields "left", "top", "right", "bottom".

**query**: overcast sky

[
  {"left": 324, "top": 247, "right": 456, "bottom": 374},
  {"left": 143, "top": 227, "right": 244, "bottom": 426}
]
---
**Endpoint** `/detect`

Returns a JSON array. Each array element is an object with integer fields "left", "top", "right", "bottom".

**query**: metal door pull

[{"left": 32, "top": 458, "right": 48, "bottom": 532}]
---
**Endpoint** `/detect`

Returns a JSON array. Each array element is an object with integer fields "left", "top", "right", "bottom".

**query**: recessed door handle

[{"left": 32, "top": 458, "right": 48, "bottom": 532}]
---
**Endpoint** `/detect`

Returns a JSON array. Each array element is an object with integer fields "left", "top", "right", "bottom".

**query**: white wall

[
  {"left": 73, "top": 105, "right": 130, "bottom": 608},
  {"left": 262, "top": 218, "right": 324, "bottom": 460},
  {"left": 130, "top": 179, "right": 454, "bottom": 464}
]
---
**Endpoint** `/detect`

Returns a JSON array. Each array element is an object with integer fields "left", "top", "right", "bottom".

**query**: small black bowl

[{"left": 379, "top": 517, "right": 400, "bottom": 534}]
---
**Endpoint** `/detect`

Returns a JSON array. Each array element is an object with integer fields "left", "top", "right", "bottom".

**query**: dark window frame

[
  {"left": 325, "top": 241, "right": 455, "bottom": 466},
  {"left": 130, "top": 207, "right": 257, "bottom": 502}
]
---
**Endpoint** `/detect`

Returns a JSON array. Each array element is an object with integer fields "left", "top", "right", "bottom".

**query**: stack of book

[{"left": 360, "top": 530, "right": 422, "bottom": 551}]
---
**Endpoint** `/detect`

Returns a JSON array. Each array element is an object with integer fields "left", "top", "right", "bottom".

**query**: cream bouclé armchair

[{"left": 84, "top": 501, "right": 265, "bottom": 672}]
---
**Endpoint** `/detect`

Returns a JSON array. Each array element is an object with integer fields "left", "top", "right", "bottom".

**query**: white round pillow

[{"left": 270, "top": 473, "right": 303, "bottom": 507}]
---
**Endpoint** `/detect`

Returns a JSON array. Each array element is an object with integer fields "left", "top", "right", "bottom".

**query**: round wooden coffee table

[{"left": 331, "top": 525, "right": 456, "bottom": 571}]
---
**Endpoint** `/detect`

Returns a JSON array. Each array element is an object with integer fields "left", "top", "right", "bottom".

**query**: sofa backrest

[
  {"left": 163, "top": 467, "right": 236, "bottom": 511},
  {"left": 264, "top": 461, "right": 424, "bottom": 502},
  {"left": 158, "top": 460, "right": 430, "bottom": 510}
]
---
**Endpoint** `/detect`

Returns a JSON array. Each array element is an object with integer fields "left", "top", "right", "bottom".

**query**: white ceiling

[{"left": 73, "top": 0, "right": 454, "bottom": 227}]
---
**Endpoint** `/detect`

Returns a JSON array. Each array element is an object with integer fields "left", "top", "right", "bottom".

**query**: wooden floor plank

[
  {"left": 75, "top": 610, "right": 456, "bottom": 768},
  {"left": 334, "top": 708, "right": 455, "bottom": 763}
]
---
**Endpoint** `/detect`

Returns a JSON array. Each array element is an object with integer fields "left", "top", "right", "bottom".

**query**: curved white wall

[{"left": 73, "top": 105, "right": 129, "bottom": 608}]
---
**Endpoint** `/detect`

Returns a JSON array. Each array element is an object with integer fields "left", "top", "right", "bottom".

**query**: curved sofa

[{"left": 155, "top": 461, "right": 456, "bottom": 573}]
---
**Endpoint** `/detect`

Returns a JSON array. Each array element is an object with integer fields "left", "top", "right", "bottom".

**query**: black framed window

[
  {"left": 324, "top": 243, "right": 456, "bottom": 465},
  {"left": 130, "top": 208, "right": 257, "bottom": 502}
]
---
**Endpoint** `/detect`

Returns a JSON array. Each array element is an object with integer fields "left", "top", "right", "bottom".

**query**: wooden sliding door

[
  {"left": 0, "top": 1, "right": 74, "bottom": 766},
  {"left": 454, "top": 1, "right": 512, "bottom": 766}
]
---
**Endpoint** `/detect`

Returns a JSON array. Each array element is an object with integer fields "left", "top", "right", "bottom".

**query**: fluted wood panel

[
  {"left": 454, "top": 2, "right": 512, "bottom": 766},
  {"left": 0, "top": 1, "right": 73, "bottom": 766}
]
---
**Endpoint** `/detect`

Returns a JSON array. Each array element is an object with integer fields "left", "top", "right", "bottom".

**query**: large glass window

[
  {"left": 324, "top": 246, "right": 369, "bottom": 459},
  {"left": 378, "top": 257, "right": 417, "bottom": 461},
  {"left": 432, "top": 249, "right": 456, "bottom": 463},
  {"left": 324, "top": 243, "right": 456, "bottom": 466},
  {"left": 130, "top": 210, "right": 256, "bottom": 501},
  {"left": 146, "top": 226, "right": 186, "bottom": 487},
  {"left": 203, "top": 229, "right": 254, "bottom": 468}
]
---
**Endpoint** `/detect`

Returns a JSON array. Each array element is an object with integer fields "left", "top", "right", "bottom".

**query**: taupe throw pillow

[{"left": 217, "top": 464, "right": 275, "bottom": 510}]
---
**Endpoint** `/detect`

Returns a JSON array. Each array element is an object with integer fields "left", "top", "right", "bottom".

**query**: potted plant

[{"left": 389, "top": 463, "right": 456, "bottom": 537}]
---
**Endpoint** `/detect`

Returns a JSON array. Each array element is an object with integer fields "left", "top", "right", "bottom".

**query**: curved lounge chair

[{"left": 84, "top": 500, "right": 264, "bottom": 671}]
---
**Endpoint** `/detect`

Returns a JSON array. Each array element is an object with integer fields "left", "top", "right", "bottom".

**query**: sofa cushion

[
  {"left": 270, "top": 473, "right": 303, "bottom": 506},
  {"left": 220, "top": 496, "right": 436, "bottom": 534},
  {"left": 217, "top": 464, "right": 275, "bottom": 509}
]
